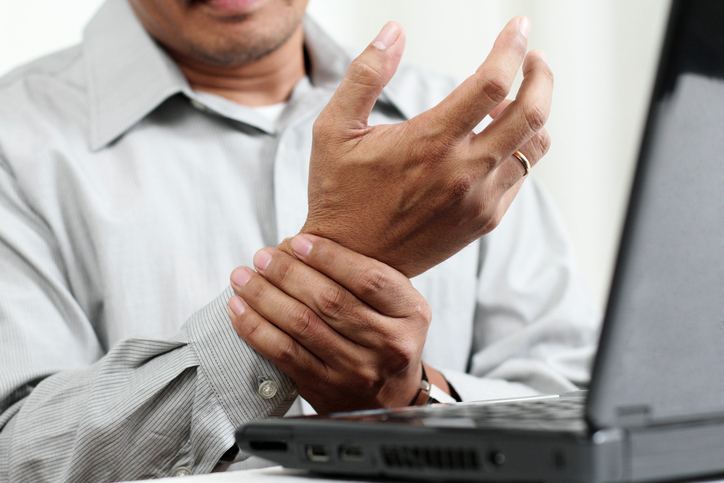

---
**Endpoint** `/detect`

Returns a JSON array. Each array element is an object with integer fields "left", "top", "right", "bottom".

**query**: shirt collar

[
  {"left": 84, "top": 0, "right": 190, "bottom": 151},
  {"left": 83, "top": 0, "right": 414, "bottom": 151}
]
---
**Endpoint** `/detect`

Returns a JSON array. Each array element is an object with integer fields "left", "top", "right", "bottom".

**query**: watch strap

[
  {"left": 409, "top": 364, "right": 432, "bottom": 406},
  {"left": 428, "top": 382, "right": 457, "bottom": 404},
  {"left": 425, "top": 363, "right": 457, "bottom": 404},
  {"left": 409, "top": 362, "right": 458, "bottom": 406}
]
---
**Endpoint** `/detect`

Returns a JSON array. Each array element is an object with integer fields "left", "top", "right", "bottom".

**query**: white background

[{"left": 0, "top": 0, "right": 671, "bottom": 306}]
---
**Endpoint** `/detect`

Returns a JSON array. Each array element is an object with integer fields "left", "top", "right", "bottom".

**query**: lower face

[{"left": 129, "top": 0, "right": 310, "bottom": 67}]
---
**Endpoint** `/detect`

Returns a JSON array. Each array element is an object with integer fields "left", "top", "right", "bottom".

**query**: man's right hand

[{"left": 298, "top": 17, "right": 552, "bottom": 278}]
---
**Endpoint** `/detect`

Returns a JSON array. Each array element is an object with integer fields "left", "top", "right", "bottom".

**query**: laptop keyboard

[{"left": 330, "top": 393, "right": 589, "bottom": 433}]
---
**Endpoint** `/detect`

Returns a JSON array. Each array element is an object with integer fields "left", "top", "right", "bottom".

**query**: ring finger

[{"left": 496, "top": 125, "right": 550, "bottom": 190}]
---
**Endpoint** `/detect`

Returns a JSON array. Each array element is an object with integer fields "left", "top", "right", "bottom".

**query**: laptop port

[
  {"left": 249, "top": 441, "right": 288, "bottom": 452},
  {"left": 305, "top": 444, "right": 330, "bottom": 463},
  {"left": 339, "top": 445, "right": 364, "bottom": 462},
  {"left": 487, "top": 450, "right": 505, "bottom": 468}
]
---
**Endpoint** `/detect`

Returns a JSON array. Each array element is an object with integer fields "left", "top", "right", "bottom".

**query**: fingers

[
  {"left": 227, "top": 292, "right": 327, "bottom": 383},
  {"left": 502, "top": 126, "right": 551, "bottom": 188},
  {"left": 289, "top": 234, "right": 429, "bottom": 320},
  {"left": 421, "top": 16, "right": 530, "bottom": 139},
  {"left": 232, "top": 249, "right": 395, "bottom": 346},
  {"left": 229, "top": 263, "right": 364, "bottom": 356},
  {"left": 471, "top": 49, "right": 553, "bottom": 167},
  {"left": 318, "top": 21, "right": 406, "bottom": 133}
]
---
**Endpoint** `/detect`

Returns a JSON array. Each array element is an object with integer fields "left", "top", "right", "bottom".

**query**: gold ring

[{"left": 512, "top": 150, "right": 531, "bottom": 177}]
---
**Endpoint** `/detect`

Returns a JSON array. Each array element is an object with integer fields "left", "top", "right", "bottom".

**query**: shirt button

[
  {"left": 257, "top": 377, "right": 278, "bottom": 399},
  {"left": 173, "top": 466, "right": 192, "bottom": 477}
]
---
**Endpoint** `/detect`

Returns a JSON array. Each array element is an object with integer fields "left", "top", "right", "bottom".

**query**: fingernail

[
  {"left": 231, "top": 267, "right": 251, "bottom": 287},
  {"left": 518, "top": 16, "right": 531, "bottom": 39},
  {"left": 538, "top": 50, "right": 548, "bottom": 63},
  {"left": 229, "top": 296, "right": 246, "bottom": 316},
  {"left": 291, "top": 235, "right": 313, "bottom": 258},
  {"left": 253, "top": 249, "right": 272, "bottom": 271},
  {"left": 372, "top": 21, "right": 401, "bottom": 50}
]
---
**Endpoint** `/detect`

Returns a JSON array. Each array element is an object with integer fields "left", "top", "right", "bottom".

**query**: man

[{"left": 0, "top": 0, "right": 599, "bottom": 480}]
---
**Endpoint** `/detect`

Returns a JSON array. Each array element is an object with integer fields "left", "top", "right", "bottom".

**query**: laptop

[{"left": 236, "top": 1, "right": 724, "bottom": 481}]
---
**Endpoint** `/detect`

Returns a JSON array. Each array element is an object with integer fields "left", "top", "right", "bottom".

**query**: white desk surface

[
  {"left": 131, "top": 466, "right": 393, "bottom": 483},
  {"left": 129, "top": 465, "right": 724, "bottom": 483}
]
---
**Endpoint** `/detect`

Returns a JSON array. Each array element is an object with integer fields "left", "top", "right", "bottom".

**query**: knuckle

[
  {"left": 490, "top": 212, "right": 505, "bottom": 231},
  {"left": 244, "top": 319, "right": 258, "bottom": 338},
  {"left": 467, "top": 190, "right": 497, "bottom": 228},
  {"left": 404, "top": 118, "right": 460, "bottom": 165},
  {"left": 470, "top": 199, "right": 486, "bottom": 221},
  {"left": 484, "top": 203, "right": 506, "bottom": 233},
  {"left": 274, "top": 338, "right": 299, "bottom": 366},
  {"left": 356, "top": 267, "right": 388, "bottom": 299},
  {"left": 317, "top": 284, "right": 348, "bottom": 319},
  {"left": 347, "top": 58, "right": 384, "bottom": 87},
  {"left": 235, "top": 316, "right": 257, "bottom": 339},
  {"left": 289, "top": 306, "right": 317, "bottom": 338},
  {"left": 389, "top": 340, "right": 416, "bottom": 369},
  {"left": 303, "top": 364, "right": 332, "bottom": 392},
  {"left": 378, "top": 333, "right": 417, "bottom": 371},
  {"left": 479, "top": 71, "right": 509, "bottom": 105},
  {"left": 357, "top": 365, "right": 382, "bottom": 391},
  {"left": 312, "top": 116, "right": 329, "bottom": 138},
  {"left": 245, "top": 274, "right": 267, "bottom": 302},
  {"left": 448, "top": 172, "right": 476, "bottom": 202},
  {"left": 521, "top": 102, "right": 547, "bottom": 135},
  {"left": 415, "top": 300, "right": 433, "bottom": 326},
  {"left": 273, "top": 257, "right": 295, "bottom": 286},
  {"left": 536, "top": 128, "right": 552, "bottom": 157},
  {"left": 409, "top": 117, "right": 450, "bottom": 147}
]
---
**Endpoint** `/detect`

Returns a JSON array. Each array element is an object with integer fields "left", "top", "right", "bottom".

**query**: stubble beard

[{"left": 181, "top": 0, "right": 302, "bottom": 68}]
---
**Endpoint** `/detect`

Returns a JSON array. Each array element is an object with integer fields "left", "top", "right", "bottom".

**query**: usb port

[
  {"left": 305, "top": 444, "right": 330, "bottom": 463},
  {"left": 339, "top": 445, "right": 364, "bottom": 462}
]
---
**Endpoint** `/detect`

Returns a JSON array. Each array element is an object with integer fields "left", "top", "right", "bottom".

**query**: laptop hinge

[{"left": 615, "top": 405, "right": 651, "bottom": 427}]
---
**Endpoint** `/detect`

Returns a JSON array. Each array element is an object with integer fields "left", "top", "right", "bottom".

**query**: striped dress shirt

[{"left": 0, "top": 0, "right": 601, "bottom": 480}]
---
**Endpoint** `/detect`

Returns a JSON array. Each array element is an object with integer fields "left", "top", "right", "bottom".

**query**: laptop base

[{"left": 237, "top": 410, "right": 724, "bottom": 483}]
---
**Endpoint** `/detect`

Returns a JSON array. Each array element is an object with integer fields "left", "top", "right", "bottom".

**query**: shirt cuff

[
  {"left": 186, "top": 286, "right": 298, "bottom": 427},
  {"left": 438, "top": 369, "right": 540, "bottom": 402}
]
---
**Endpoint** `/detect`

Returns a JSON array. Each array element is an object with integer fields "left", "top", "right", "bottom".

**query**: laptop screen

[{"left": 587, "top": 0, "right": 724, "bottom": 429}]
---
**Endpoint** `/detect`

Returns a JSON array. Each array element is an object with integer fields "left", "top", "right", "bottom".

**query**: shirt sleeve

[
  {"left": 0, "top": 156, "right": 296, "bottom": 482},
  {"left": 441, "top": 178, "right": 602, "bottom": 402}
]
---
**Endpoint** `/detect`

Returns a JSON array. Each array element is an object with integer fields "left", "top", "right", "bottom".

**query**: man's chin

[{"left": 185, "top": 16, "right": 301, "bottom": 68}]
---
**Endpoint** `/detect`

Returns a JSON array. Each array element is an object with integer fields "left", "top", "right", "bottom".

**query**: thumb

[{"left": 324, "top": 21, "right": 405, "bottom": 130}]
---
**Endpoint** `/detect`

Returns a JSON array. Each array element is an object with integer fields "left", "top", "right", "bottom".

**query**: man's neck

[{"left": 172, "top": 26, "right": 306, "bottom": 107}]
